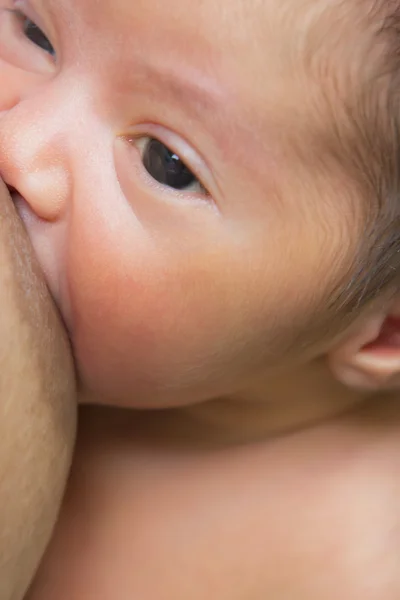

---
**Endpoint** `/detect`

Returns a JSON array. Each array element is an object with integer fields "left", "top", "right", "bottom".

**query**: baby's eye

[
  {"left": 22, "top": 17, "right": 55, "bottom": 56},
  {"left": 140, "top": 138, "right": 205, "bottom": 193}
]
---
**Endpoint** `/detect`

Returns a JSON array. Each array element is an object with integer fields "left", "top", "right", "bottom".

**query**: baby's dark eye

[
  {"left": 142, "top": 138, "right": 200, "bottom": 191},
  {"left": 23, "top": 17, "right": 55, "bottom": 56}
]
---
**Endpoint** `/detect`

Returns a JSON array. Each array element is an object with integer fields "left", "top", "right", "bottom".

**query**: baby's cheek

[
  {"left": 65, "top": 214, "right": 189, "bottom": 406},
  {"left": 64, "top": 196, "right": 335, "bottom": 409},
  {"left": 0, "top": 63, "right": 17, "bottom": 110},
  {"left": 65, "top": 210, "right": 254, "bottom": 408},
  {"left": 0, "top": 62, "right": 40, "bottom": 114}
]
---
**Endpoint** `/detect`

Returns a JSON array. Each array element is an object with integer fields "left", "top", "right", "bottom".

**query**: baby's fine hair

[
  {"left": 302, "top": 1, "right": 400, "bottom": 317},
  {"left": 344, "top": 0, "right": 400, "bottom": 309}
]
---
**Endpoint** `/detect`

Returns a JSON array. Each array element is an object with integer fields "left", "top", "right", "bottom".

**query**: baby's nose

[
  {"left": 8, "top": 166, "right": 70, "bottom": 222},
  {"left": 0, "top": 76, "right": 94, "bottom": 222},
  {"left": 0, "top": 113, "right": 71, "bottom": 222}
]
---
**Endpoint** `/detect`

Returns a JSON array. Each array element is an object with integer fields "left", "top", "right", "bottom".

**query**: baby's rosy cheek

[
  {"left": 64, "top": 216, "right": 168, "bottom": 395},
  {"left": 0, "top": 67, "right": 19, "bottom": 112},
  {"left": 0, "top": 64, "right": 38, "bottom": 113}
]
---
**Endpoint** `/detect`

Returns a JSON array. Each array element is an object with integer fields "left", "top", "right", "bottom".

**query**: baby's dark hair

[
  {"left": 280, "top": 0, "right": 400, "bottom": 348},
  {"left": 328, "top": 0, "right": 400, "bottom": 313},
  {"left": 342, "top": 2, "right": 400, "bottom": 305}
]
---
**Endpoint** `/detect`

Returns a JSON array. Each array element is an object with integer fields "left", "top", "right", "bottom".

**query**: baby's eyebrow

[{"left": 140, "top": 61, "right": 226, "bottom": 119}]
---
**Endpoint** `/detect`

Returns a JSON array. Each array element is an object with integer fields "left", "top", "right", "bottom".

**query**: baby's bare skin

[
  {"left": 27, "top": 398, "right": 400, "bottom": 600},
  {"left": 2, "top": 1, "right": 400, "bottom": 598}
]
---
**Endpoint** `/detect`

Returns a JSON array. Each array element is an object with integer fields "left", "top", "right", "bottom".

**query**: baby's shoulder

[{"left": 27, "top": 400, "right": 400, "bottom": 600}]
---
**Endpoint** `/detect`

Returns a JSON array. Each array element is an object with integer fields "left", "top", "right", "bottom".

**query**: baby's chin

[{"left": 71, "top": 334, "right": 211, "bottom": 410}]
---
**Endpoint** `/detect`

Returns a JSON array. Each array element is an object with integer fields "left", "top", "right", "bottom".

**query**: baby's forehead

[
  {"left": 58, "top": 0, "right": 387, "bottom": 105},
  {"left": 54, "top": 0, "right": 396, "bottom": 183}
]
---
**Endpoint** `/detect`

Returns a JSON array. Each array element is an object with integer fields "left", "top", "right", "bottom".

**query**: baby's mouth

[
  {"left": 6, "top": 184, "right": 19, "bottom": 203},
  {"left": 6, "top": 185, "right": 28, "bottom": 217}
]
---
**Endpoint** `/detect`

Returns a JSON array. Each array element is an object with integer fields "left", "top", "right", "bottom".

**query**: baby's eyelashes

[
  {"left": 143, "top": 138, "right": 198, "bottom": 191},
  {"left": 22, "top": 17, "right": 55, "bottom": 57},
  {"left": 8, "top": 5, "right": 56, "bottom": 58},
  {"left": 0, "top": 5, "right": 56, "bottom": 73},
  {"left": 133, "top": 136, "right": 208, "bottom": 196}
]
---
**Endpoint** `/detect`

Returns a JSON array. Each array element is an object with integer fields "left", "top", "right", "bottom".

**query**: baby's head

[{"left": 1, "top": 0, "right": 400, "bottom": 411}]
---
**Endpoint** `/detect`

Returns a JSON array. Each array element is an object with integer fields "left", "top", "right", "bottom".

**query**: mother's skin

[{"left": 0, "top": 181, "right": 76, "bottom": 600}]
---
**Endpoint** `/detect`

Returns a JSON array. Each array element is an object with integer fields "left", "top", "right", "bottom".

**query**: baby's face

[{"left": 0, "top": 0, "right": 366, "bottom": 407}]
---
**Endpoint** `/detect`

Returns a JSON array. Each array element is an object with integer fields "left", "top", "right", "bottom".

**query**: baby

[{"left": 1, "top": 0, "right": 400, "bottom": 597}]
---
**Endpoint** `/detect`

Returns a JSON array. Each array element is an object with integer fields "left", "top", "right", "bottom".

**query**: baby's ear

[{"left": 328, "top": 298, "right": 400, "bottom": 391}]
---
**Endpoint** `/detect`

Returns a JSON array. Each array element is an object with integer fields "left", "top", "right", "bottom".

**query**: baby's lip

[
  {"left": 2, "top": 177, "right": 24, "bottom": 202},
  {"left": 4, "top": 184, "right": 21, "bottom": 203},
  {"left": 5, "top": 184, "right": 16, "bottom": 196},
  {"left": 6, "top": 185, "right": 23, "bottom": 207},
  {"left": 5, "top": 186, "right": 32, "bottom": 224}
]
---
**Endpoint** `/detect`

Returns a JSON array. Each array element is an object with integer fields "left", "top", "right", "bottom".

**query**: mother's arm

[{"left": 0, "top": 181, "right": 76, "bottom": 600}]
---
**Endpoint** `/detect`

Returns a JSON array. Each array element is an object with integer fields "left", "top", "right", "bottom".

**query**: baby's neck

[
  {"left": 163, "top": 364, "right": 369, "bottom": 446},
  {"left": 88, "top": 358, "right": 376, "bottom": 448}
]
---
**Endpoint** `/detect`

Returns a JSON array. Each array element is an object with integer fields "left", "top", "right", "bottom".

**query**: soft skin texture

[
  {"left": 0, "top": 0, "right": 373, "bottom": 414},
  {"left": 26, "top": 402, "right": 400, "bottom": 600},
  {"left": 3, "top": 0, "right": 400, "bottom": 598},
  {"left": 0, "top": 181, "right": 76, "bottom": 600}
]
